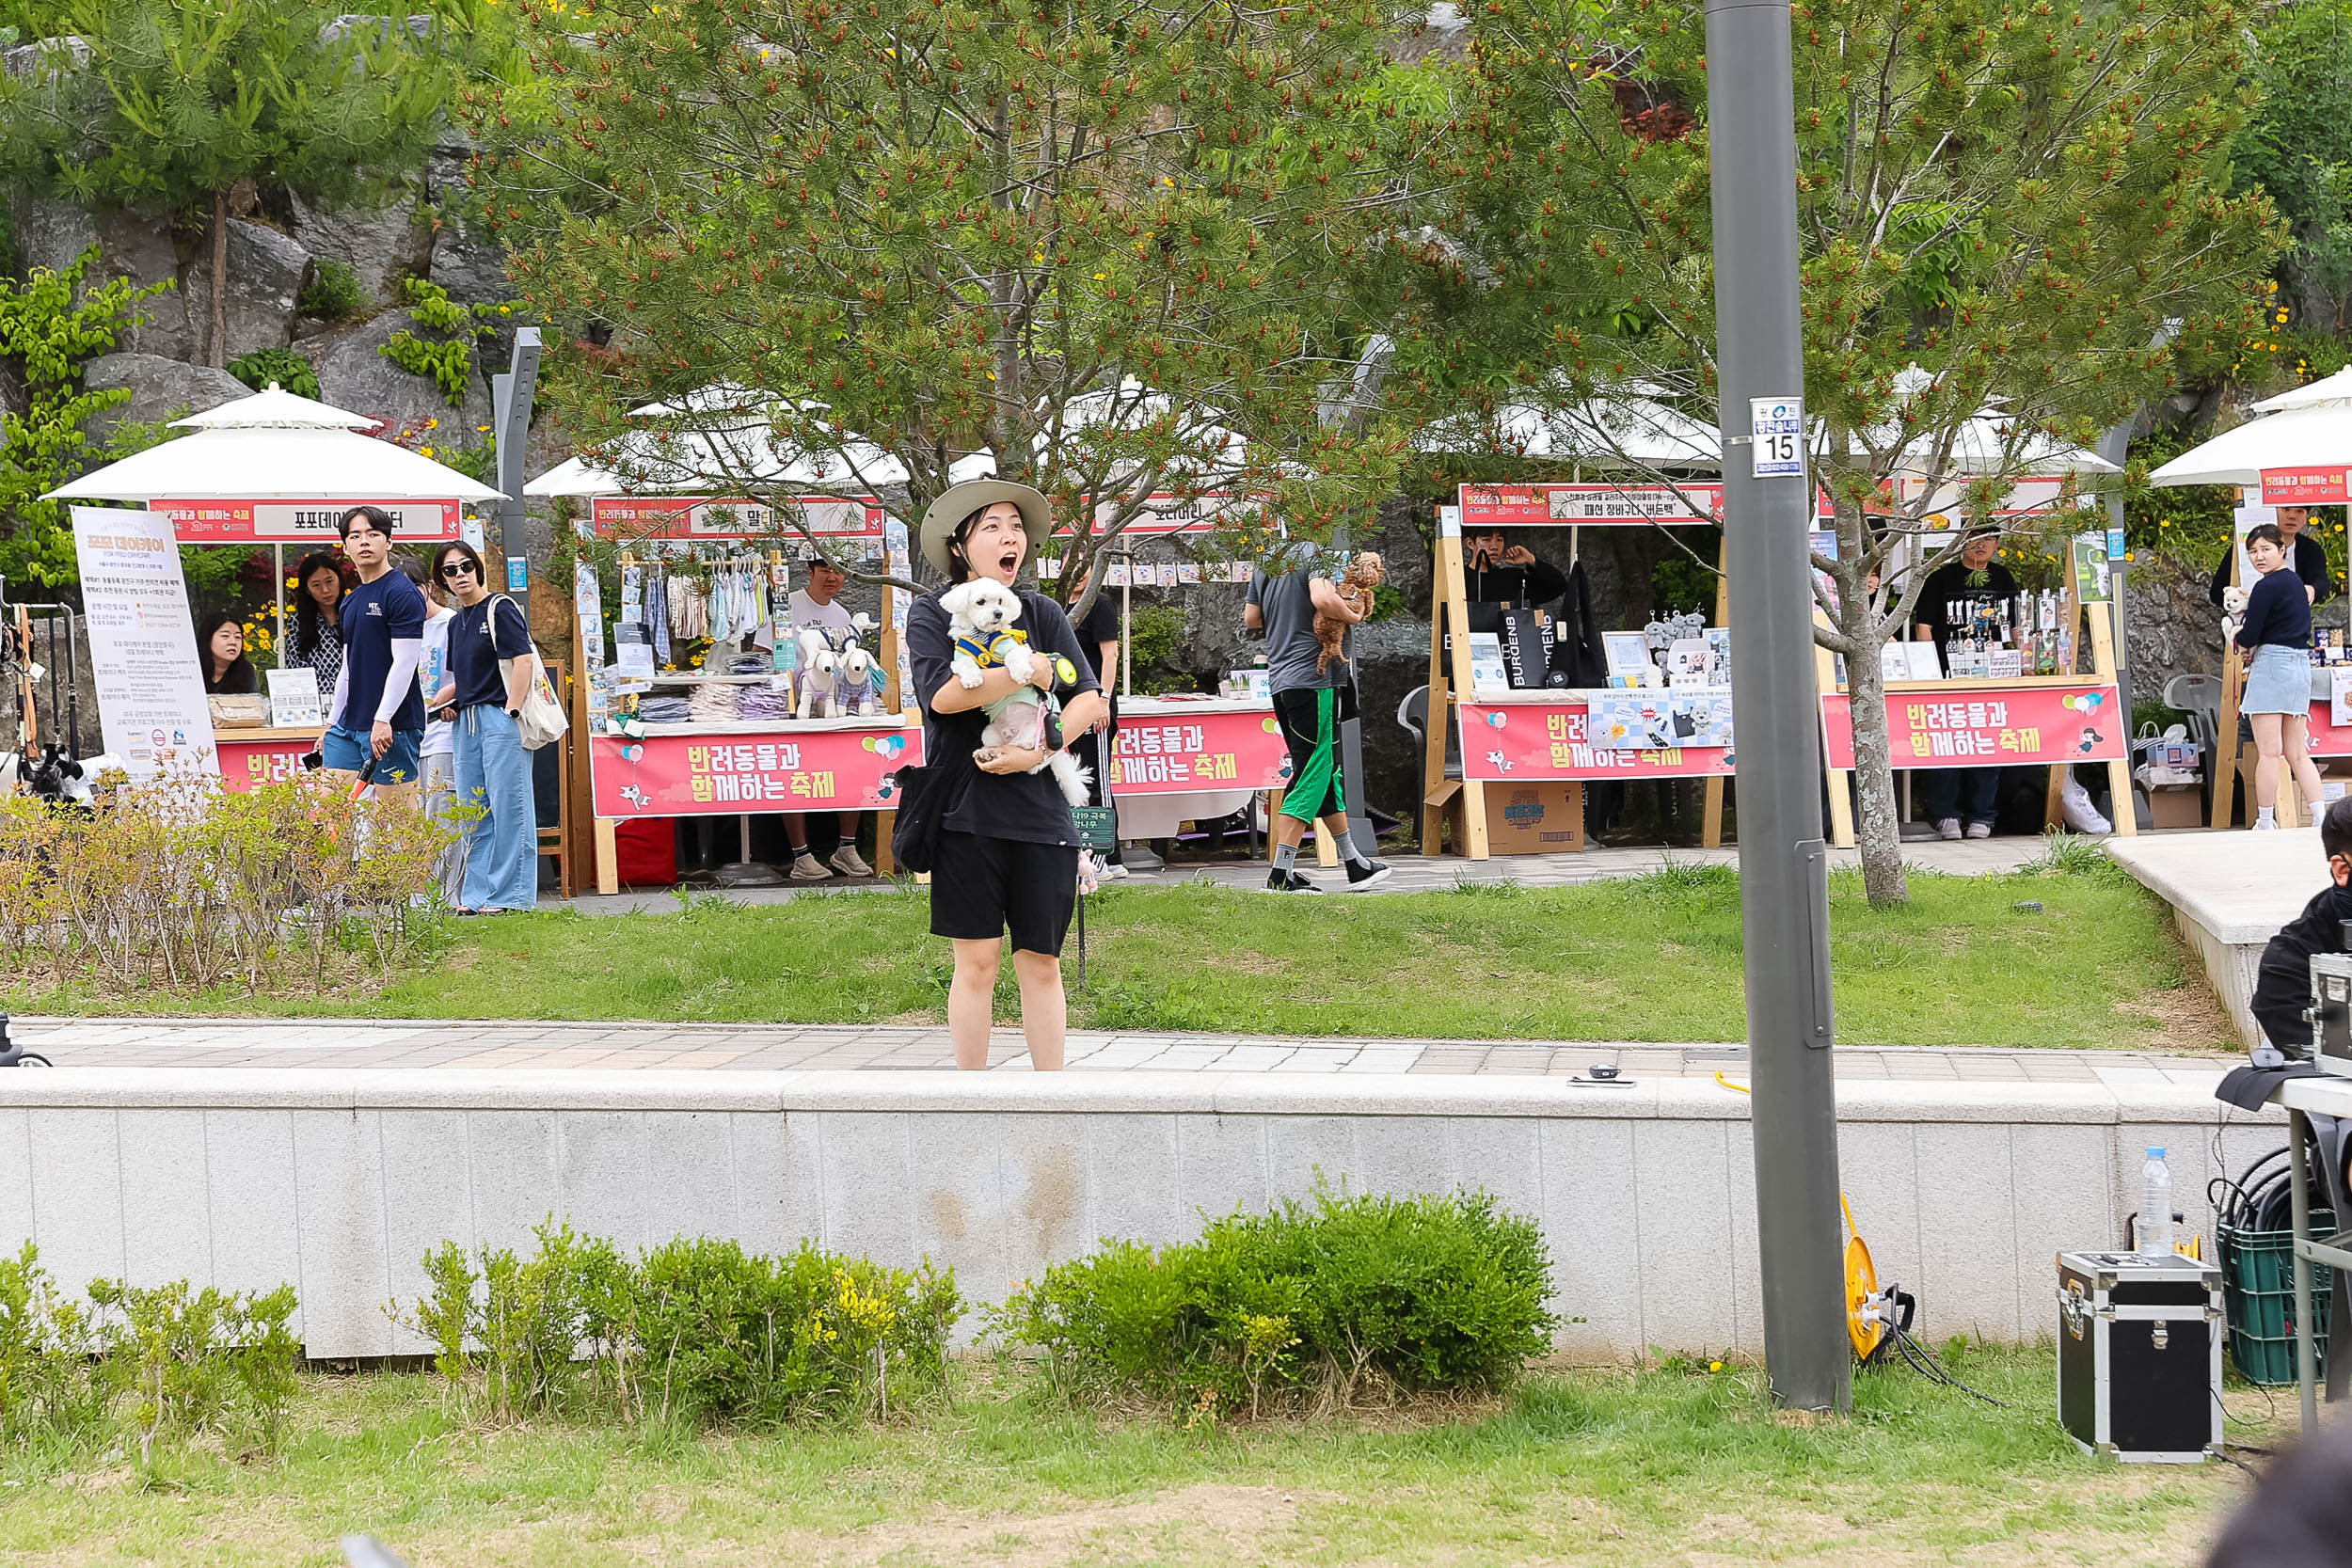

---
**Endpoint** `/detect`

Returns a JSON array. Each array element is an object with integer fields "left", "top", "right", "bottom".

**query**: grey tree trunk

[
  {"left": 1837, "top": 628, "right": 1910, "bottom": 907},
  {"left": 208, "top": 189, "right": 230, "bottom": 370}
]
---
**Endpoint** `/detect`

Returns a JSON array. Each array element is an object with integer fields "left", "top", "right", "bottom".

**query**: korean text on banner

[
  {"left": 2261, "top": 467, "right": 2351, "bottom": 507},
  {"left": 70, "top": 505, "right": 217, "bottom": 780}
]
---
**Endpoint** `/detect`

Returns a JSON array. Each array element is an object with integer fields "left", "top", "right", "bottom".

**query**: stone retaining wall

[{"left": 0, "top": 1069, "right": 2273, "bottom": 1362}]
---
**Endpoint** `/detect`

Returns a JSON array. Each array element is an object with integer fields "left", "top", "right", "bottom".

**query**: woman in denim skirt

[{"left": 2236, "top": 521, "right": 2329, "bottom": 830}]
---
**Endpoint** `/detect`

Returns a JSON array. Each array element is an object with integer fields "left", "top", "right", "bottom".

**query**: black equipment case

[{"left": 2056, "top": 1250, "right": 2222, "bottom": 1463}]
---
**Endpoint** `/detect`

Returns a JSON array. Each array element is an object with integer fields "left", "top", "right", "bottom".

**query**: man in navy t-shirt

[{"left": 321, "top": 505, "right": 428, "bottom": 805}]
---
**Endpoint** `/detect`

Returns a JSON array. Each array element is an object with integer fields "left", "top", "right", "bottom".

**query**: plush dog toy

[
  {"left": 2221, "top": 583, "right": 2251, "bottom": 649},
  {"left": 938, "top": 579, "right": 1092, "bottom": 806},
  {"left": 835, "top": 641, "right": 877, "bottom": 716},
  {"left": 795, "top": 626, "right": 839, "bottom": 720},
  {"left": 1314, "top": 551, "right": 1388, "bottom": 674}
]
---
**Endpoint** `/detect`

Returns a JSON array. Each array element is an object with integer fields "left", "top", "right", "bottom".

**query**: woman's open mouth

[{"left": 996, "top": 548, "right": 1020, "bottom": 574}]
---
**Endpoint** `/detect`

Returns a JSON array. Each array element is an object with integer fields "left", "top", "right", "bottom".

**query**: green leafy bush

[
  {"left": 398, "top": 1221, "right": 961, "bottom": 1426},
  {"left": 297, "top": 257, "right": 372, "bottom": 322},
  {"left": 227, "top": 346, "right": 321, "bottom": 401},
  {"left": 987, "top": 1185, "right": 1555, "bottom": 1418},
  {"left": 0, "top": 246, "right": 176, "bottom": 587},
  {"left": 379, "top": 277, "right": 504, "bottom": 405},
  {"left": 0, "top": 1243, "right": 298, "bottom": 1462}
]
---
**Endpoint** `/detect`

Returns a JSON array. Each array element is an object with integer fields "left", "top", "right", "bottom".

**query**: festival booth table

[
  {"left": 547, "top": 490, "right": 924, "bottom": 893},
  {"left": 1424, "top": 483, "right": 1739, "bottom": 859},
  {"left": 40, "top": 385, "right": 505, "bottom": 794},
  {"left": 1041, "top": 491, "right": 1286, "bottom": 848},
  {"left": 1098, "top": 692, "right": 1286, "bottom": 840},
  {"left": 2152, "top": 369, "right": 2352, "bottom": 830}
]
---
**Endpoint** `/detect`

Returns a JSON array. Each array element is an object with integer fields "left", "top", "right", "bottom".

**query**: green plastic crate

[{"left": 2220, "top": 1214, "right": 2335, "bottom": 1387}]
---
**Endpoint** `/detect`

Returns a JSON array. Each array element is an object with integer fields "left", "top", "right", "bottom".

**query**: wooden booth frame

[{"left": 1422, "top": 487, "right": 1734, "bottom": 860}]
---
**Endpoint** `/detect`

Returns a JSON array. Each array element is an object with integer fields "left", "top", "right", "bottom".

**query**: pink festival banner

[
  {"left": 590, "top": 726, "right": 921, "bottom": 816},
  {"left": 1821, "top": 684, "right": 2124, "bottom": 770},
  {"left": 216, "top": 735, "right": 319, "bottom": 792},
  {"left": 1108, "top": 706, "right": 1289, "bottom": 794},
  {"left": 1456, "top": 701, "right": 1735, "bottom": 782}
]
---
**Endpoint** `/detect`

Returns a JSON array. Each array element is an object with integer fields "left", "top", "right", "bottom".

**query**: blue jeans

[{"left": 454, "top": 705, "right": 537, "bottom": 911}]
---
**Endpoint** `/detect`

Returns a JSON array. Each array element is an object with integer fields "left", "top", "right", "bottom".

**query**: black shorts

[
  {"left": 1273, "top": 683, "right": 1358, "bottom": 821},
  {"left": 930, "top": 831, "right": 1079, "bottom": 956}
]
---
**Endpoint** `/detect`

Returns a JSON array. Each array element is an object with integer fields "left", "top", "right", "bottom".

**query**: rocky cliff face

[{"left": 11, "top": 139, "right": 516, "bottom": 441}]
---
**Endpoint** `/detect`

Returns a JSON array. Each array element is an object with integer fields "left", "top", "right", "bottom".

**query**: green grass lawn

[
  {"left": 6, "top": 859, "right": 2226, "bottom": 1050},
  {"left": 0, "top": 1350, "right": 2271, "bottom": 1567}
]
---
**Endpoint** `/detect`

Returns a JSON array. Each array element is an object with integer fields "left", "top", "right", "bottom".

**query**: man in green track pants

[{"left": 1244, "top": 557, "right": 1393, "bottom": 894}]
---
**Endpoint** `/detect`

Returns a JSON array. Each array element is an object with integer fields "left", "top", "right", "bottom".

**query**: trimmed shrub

[
  {"left": 0, "top": 1243, "right": 299, "bottom": 1462},
  {"left": 987, "top": 1185, "right": 1555, "bottom": 1418},
  {"left": 397, "top": 1221, "right": 962, "bottom": 1426},
  {"left": 0, "top": 771, "right": 452, "bottom": 998}
]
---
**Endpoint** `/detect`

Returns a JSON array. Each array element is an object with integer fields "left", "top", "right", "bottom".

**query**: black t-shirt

[
  {"left": 203, "top": 659, "right": 256, "bottom": 696},
  {"left": 1069, "top": 594, "right": 1120, "bottom": 677},
  {"left": 907, "top": 585, "right": 1103, "bottom": 847},
  {"left": 449, "top": 594, "right": 532, "bottom": 711},
  {"left": 1915, "top": 560, "right": 2021, "bottom": 656}
]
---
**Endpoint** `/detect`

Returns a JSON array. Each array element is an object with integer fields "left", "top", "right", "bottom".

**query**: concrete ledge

[
  {"left": 0, "top": 1067, "right": 2284, "bottom": 1364},
  {"left": 2106, "top": 830, "right": 2328, "bottom": 1049}
]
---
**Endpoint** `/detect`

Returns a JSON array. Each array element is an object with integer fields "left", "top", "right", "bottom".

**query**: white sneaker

[
  {"left": 2058, "top": 776, "right": 2111, "bottom": 836},
  {"left": 1936, "top": 817, "right": 1963, "bottom": 841},
  {"left": 829, "top": 845, "right": 874, "bottom": 878},
  {"left": 1964, "top": 821, "right": 1993, "bottom": 840},
  {"left": 2254, "top": 816, "right": 2280, "bottom": 831},
  {"left": 789, "top": 852, "right": 834, "bottom": 881},
  {"left": 1099, "top": 862, "right": 1131, "bottom": 879}
]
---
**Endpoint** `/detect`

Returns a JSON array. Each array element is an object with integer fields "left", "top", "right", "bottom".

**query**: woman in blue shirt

[
  {"left": 2236, "top": 522, "right": 2328, "bottom": 830},
  {"left": 432, "top": 540, "right": 539, "bottom": 911}
]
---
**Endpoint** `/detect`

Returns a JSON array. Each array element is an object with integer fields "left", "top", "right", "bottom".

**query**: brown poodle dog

[{"left": 1314, "top": 551, "right": 1387, "bottom": 674}]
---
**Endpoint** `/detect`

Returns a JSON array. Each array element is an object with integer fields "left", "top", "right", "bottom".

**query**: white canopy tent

[
  {"left": 42, "top": 383, "right": 506, "bottom": 666},
  {"left": 1415, "top": 391, "right": 1724, "bottom": 468},
  {"left": 45, "top": 384, "right": 507, "bottom": 504},
  {"left": 525, "top": 391, "right": 912, "bottom": 500},
  {"left": 2150, "top": 368, "right": 2352, "bottom": 488}
]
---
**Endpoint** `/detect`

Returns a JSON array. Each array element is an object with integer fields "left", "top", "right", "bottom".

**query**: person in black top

[
  {"left": 2212, "top": 505, "right": 2334, "bottom": 609},
  {"left": 1062, "top": 561, "right": 1125, "bottom": 876},
  {"left": 1909, "top": 529, "right": 2023, "bottom": 838},
  {"left": 2247, "top": 798, "right": 2352, "bottom": 1055},
  {"left": 198, "top": 611, "right": 257, "bottom": 696},
  {"left": 2237, "top": 521, "right": 2328, "bottom": 830},
  {"left": 1465, "top": 528, "right": 1569, "bottom": 607},
  {"left": 909, "top": 479, "right": 1107, "bottom": 1072}
]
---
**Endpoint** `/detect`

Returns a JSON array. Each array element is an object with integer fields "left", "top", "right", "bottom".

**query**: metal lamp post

[{"left": 1705, "top": 0, "right": 1852, "bottom": 1413}]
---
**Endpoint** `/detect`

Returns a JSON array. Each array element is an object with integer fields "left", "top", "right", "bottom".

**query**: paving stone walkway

[
  {"left": 6, "top": 1015, "right": 2231, "bottom": 1084},
  {"left": 567, "top": 835, "right": 2049, "bottom": 914}
]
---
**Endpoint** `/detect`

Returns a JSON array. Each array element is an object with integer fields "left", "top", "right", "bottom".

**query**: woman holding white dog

[{"left": 908, "top": 479, "right": 1108, "bottom": 1070}]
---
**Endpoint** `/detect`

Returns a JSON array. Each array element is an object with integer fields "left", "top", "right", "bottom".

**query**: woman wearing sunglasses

[{"left": 431, "top": 540, "right": 538, "bottom": 912}]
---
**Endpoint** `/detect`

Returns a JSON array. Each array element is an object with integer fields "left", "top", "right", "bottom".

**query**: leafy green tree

[
  {"left": 0, "top": 247, "right": 173, "bottom": 587},
  {"left": 1413, "top": 0, "right": 2280, "bottom": 904},
  {"left": 467, "top": 0, "right": 1435, "bottom": 598},
  {"left": 0, "top": 0, "right": 469, "bottom": 366},
  {"left": 2232, "top": 0, "right": 2352, "bottom": 332}
]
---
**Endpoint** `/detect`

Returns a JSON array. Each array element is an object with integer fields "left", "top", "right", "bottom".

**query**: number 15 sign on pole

[{"left": 1751, "top": 397, "right": 1806, "bottom": 479}]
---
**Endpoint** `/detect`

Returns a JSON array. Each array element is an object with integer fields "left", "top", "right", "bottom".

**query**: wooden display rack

[
  {"left": 575, "top": 546, "right": 911, "bottom": 894},
  {"left": 1421, "top": 498, "right": 1730, "bottom": 859},
  {"left": 1817, "top": 594, "right": 2137, "bottom": 846}
]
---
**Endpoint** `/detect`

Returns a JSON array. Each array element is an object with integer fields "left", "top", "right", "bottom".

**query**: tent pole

[{"left": 273, "top": 544, "right": 287, "bottom": 667}]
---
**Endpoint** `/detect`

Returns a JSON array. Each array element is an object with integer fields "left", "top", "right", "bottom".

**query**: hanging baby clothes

[
  {"left": 708, "top": 560, "right": 734, "bottom": 644},
  {"left": 647, "top": 562, "right": 672, "bottom": 666}
]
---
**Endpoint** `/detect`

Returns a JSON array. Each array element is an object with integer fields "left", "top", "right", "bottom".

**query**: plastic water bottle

[{"left": 2140, "top": 1147, "right": 2174, "bottom": 1257}]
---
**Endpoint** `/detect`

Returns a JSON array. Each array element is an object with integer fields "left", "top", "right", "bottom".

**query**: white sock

[{"left": 2258, "top": 807, "right": 2276, "bottom": 827}]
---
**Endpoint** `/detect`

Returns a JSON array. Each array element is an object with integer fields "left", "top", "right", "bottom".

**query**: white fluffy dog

[
  {"left": 795, "top": 626, "right": 839, "bottom": 720},
  {"left": 938, "top": 579, "right": 1091, "bottom": 806}
]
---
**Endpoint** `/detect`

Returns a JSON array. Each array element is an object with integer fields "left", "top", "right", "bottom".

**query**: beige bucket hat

[{"left": 918, "top": 478, "right": 1054, "bottom": 577}]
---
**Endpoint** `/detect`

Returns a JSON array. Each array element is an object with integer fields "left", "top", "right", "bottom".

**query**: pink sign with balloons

[
  {"left": 589, "top": 724, "right": 921, "bottom": 816},
  {"left": 1456, "top": 700, "right": 1736, "bottom": 782},
  {"left": 1820, "top": 683, "right": 2123, "bottom": 771}
]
